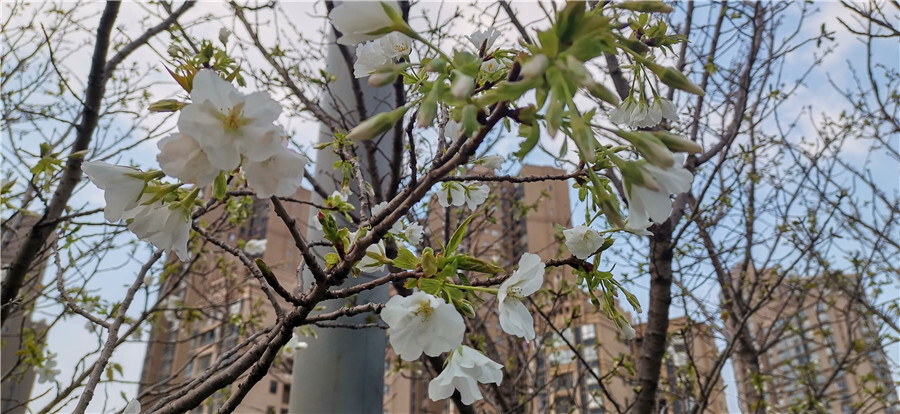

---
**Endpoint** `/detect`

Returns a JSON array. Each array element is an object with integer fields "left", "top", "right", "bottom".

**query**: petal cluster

[
  {"left": 498, "top": 253, "right": 545, "bottom": 341},
  {"left": 428, "top": 346, "right": 503, "bottom": 405},
  {"left": 82, "top": 162, "right": 146, "bottom": 222},
  {"left": 437, "top": 182, "right": 490, "bottom": 210},
  {"left": 563, "top": 226, "right": 605, "bottom": 260},
  {"left": 329, "top": 1, "right": 400, "bottom": 45},
  {"left": 127, "top": 201, "right": 192, "bottom": 261},
  {"left": 381, "top": 291, "right": 465, "bottom": 361},
  {"left": 609, "top": 97, "right": 679, "bottom": 128},
  {"left": 156, "top": 70, "right": 303, "bottom": 198},
  {"left": 625, "top": 154, "right": 693, "bottom": 228},
  {"left": 467, "top": 27, "right": 501, "bottom": 52}
]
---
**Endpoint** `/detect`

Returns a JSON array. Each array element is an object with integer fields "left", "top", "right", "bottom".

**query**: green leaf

[
  {"left": 417, "top": 278, "right": 442, "bottom": 295},
  {"left": 213, "top": 171, "right": 227, "bottom": 201},
  {"left": 422, "top": 248, "right": 437, "bottom": 277},
  {"left": 392, "top": 248, "right": 419, "bottom": 270},
  {"left": 446, "top": 214, "right": 477, "bottom": 255}
]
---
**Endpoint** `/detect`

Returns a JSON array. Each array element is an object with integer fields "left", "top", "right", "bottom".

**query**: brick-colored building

[{"left": 138, "top": 188, "right": 310, "bottom": 414}]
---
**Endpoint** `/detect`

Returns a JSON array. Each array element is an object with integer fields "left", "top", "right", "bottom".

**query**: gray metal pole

[{"left": 288, "top": 33, "right": 395, "bottom": 413}]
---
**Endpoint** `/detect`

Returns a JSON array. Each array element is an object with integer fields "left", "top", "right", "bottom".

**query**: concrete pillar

[{"left": 289, "top": 30, "right": 395, "bottom": 413}]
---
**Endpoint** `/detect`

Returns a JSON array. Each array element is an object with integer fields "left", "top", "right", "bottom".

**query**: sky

[{"left": 2, "top": 1, "right": 897, "bottom": 413}]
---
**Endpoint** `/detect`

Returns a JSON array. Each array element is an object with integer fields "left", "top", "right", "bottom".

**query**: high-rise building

[
  {"left": 1, "top": 214, "right": 52, "bottom": 414},
  {"left": 138, "top": 188, "right": 310, "bottom": 414},
  {"left": 734, "top": 274, "right": 899, "bottom": 413}
]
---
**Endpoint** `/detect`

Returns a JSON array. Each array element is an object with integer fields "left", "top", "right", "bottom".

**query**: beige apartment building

[
  {"left": 734, "top": 274, "right": 899, "bottom": 414},
  {"left": 138, "top": 188, "right": 310, "bottom": 414}
]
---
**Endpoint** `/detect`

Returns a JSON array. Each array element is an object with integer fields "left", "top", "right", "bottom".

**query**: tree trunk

[{"left": 632, "top": 221, "right": 674, "bottom": 414}]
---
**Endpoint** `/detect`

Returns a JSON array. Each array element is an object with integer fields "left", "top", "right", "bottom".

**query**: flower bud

[
  {"left": 451, "top": 73, "right": 475, "bottom": 100},
  {"left": 615, "top": 130, "right": 675, "bottom": 169},
  {"left": 148, "top": 99, "right": 186, "bottom": 112},
  {"left": 652, "top": 131, "right": 702, "bottom": 154},
  {"left": 619, "top": 161, "right": 660, "bottom": 192},
  {"left": 616, "top": 1, "right": 673, "bottom": 13},
  {"left": 520, "top": 54, "right": 550, "bottom": 80},
  {"left": 650, "top": 65, "right": 705, "bottom": 96},
  {"left": 368, "top": 66, "right": 400, "bottom": 87},
  {"left": 346, "top": 106, "right": 409, "bottom": 141}
]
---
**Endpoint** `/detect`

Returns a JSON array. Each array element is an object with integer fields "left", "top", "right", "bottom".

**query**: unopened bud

[
  {"left": 218, "top": 27, "right": 232, "bottom": 45},
  {"left": 652, "top": 65, "right": 705, "bottom": 96},
  {"left": 616, "top": 1, "right": 674, "bottom": 13},
  {"left": 426, "top": 57, "right": 448, "bottom": 73},
  {"left": 615, "top": 130, "right": 675, "bottom": 169},
  {"left": 652, "top": 131, "right": 702, "bottom": 154},
  {"left": 346, "top": 106, "right": 409, "bottom": 141},
  {"left": 619, "top": 161, "right": 660, "bottom": 192},
  {"left": 520, "top": 54, "right": 550, "bottom": 80},
  {"left": 588, "top": 82, "right": 620, "bottom": 105},
  {"left": 451, "top": 73, "right": 475, "bottom": 100},
  {"left": 619, "top": 37, "right": 649, "bottom": 55},
  {"left": 368, "top": 66, "right": 400, "bottom": 87},
  {"left": 148, "top": 99, "right": 186, "bottom": 112}
]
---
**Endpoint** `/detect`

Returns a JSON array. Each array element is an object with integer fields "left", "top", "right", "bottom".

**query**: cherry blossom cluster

[
  {"left": 381, "top": 253, "right": 545, "bottom": 404},
  {"left": 84, "top": 70, "right": 305, "bottom": 260}
]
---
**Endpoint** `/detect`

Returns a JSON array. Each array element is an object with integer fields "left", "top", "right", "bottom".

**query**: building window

[
  {"left": 580, "top": 324, "right": 596, "bottom": 341},
  {"left": 270, "top": 380, "right": 278, "bottom": 394},
  {"left": 266, "top": 407, "right": 275, "bottom": 414},
  {"left": 282, "top": 384, "right": 291, "bottom": 404},
  {"left": 197, "top": 354, "right": 211, "bottom": 375}
]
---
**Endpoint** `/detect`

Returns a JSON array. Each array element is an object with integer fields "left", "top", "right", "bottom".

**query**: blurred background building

[
  {"left": 733, "top": 273, "right": 899, "bottom": 414},
  {"left": 138, "top": 188, "right": 310, "bottom": 414}
]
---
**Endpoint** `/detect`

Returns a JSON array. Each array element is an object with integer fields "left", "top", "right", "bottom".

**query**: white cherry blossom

[
  {"left": 244, "top": 239, "right": 267, "bottom": 256},
  {"left": 283, "top": 331, "right": 309, "bottom": 357},
  {"left": 498, "top": 253, "right": 545, "bottom": 341},
  {"left": 156, "top": 133, "right": 219, "bottom": 186},
  {"left": 480, "top": 57, "right": 508, "bottom": 74},
  {"left": 404, "top": 222, "right": 424, "bottom": 245},
  {"left": 358, "top": 240, "right": 387, "bottom": 270},
  {"left": 36, "top": 358, "right": 60, "bottom": 384},
  {"left": 371, "top": 201, "right": 403, "bottom": 234},
  {"left": 480, "top": 155, "right": 504, "bottom": 170},
  {"left": 437, "top": 182, "right": 489, "bottom": 210},
  {"left": 123, "top": 399, "right": 141, "bottom": 414},
  {"left": 329, "top": 1, "right": 401, "bottom": 45},
  {"left": 242, "top": 143, "right": 306, "bottom": 198},
  {"left": 428, "top": 346, "right": 503, "bottom": 405},
  {"left": 381, "top": 291, "right": 465, "bottom": 361},
  {"left": 620, "top": 321, "right": 637, "bottom": 340},
  {"left": 378, "top": 32, "right": 414, "bottom": 59},
  {"left": 353, "top": 41, "right": 390, "bottom": 78},
  {"left": 467, "top": 27, "right": 501, "bottom": 52},
  {"left": 443, "top": 120, "right": 462, "bottom": 139},
  {"left": 178, "top": 70, "right": 283, "bottom": 170},
  {"left": 656, "top": 97, "right": 679, "bottom": 121},
  {"left": 626, "top": 154, "right": 693, "bottom": 225},
  {"left": 127, "top": 202, "right": 192, "bottom": 261},
  {"left": 563, "top": 226, "right": 605, "bottom": 260},
  {"left": 82, "top": 161, "right": 146, "bottom": 222}
]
